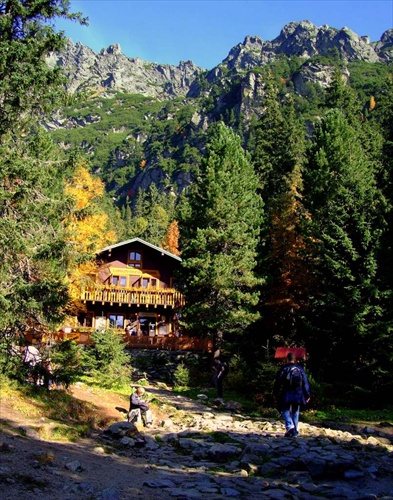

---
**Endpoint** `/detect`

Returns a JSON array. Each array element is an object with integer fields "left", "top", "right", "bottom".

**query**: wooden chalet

[
  {"left": 75, "top": 238, "right": 184, "bottom": 337},
  {"left": 23, "top": 238, "right": 211, "bottom": 352}
]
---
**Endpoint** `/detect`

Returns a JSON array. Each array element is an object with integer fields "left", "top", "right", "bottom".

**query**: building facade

[{"left": 76, "top": 238, "right": 184, "bottom": 337}]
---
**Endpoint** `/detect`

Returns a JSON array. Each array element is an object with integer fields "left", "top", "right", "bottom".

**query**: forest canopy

[{"left": 1, "top": 0, "right": 393, "bottom": 407}]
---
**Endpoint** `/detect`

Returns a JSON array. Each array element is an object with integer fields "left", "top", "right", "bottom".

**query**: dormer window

[
  {"left": 112, "top": 276, "right": 127, "bottom": 287},
  {"left": 128, "top": 251, "right": 142, "bottom": 268}
]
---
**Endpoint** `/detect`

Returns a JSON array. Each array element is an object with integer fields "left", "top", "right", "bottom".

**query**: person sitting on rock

[{"left": 129, "top": 387, "right": 153, "bottom": 427}]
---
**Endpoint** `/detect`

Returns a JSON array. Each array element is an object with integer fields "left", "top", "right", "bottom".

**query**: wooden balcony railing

[
  {"left": 28, "top": 329, "right": 212, "bottom": 353},
  {"left": 81, "top": 286, "right": 184, "bottom": 308}
]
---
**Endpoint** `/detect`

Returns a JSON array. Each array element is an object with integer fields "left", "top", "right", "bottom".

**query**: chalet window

[
  {"left": 141, "top": 278, "right": 157, "bottom": 288},
  {"left": 112, "top": 276, "right": 127, "bottom": 287},
  {"left": 109, "top": 314, "right": 124, "bottom": 329},
  {"left": 128, "top": 251, "right": 142, "bottom": 268}
]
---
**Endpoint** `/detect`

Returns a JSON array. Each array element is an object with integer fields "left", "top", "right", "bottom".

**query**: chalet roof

[
  {"left": 100, "top": 260, "right": 128, "bottom": 269},
  {"left": 99, "top": 238, "right": 182, "bottom": 262},
  {"left": 275, "top": 347, "right": 307, "bottom": 361}
]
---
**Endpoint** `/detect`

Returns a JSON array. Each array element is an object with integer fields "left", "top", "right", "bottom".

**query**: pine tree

[
  {"left": 0, "top": 131, "right": 71, "bottom": 328},
  {"left": 302, "top": 109, "right": 387, "bottom": 386},
  {"left": 0, "top": 1, "right": 86, "bottom": 330},
  {"left": 0, "top": 0, "right": 86, "bottom": 138},
  {"left": 178, "top": 122, "right": 263, "bottom": 353}
]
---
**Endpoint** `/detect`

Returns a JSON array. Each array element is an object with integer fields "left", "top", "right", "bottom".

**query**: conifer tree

[
  {"left": 251, "top": 71, "right": 289, "bottom": 201},
  {"left": 178, "top": 123, "right": 263, "bottom": 353},
  {"left": 162, "top": 220, "right": 180, "bottom": 256},
  {"left": 0, "top": 0, "right": 86, "bottom": 138},
  {"left": 262, "top": 162, "right": 315, "bottom": 346},
  {"left": 367, "top": 77, "right": 393, "bottom": 396},
  {"left": 0, "top": 1, "right": 86, "bottom": 330},
  {"left": 0, "top": 131, "right": 71, "bottom": 328},
  {"left": 251, "top": 87, "right": 311, "bottom": 348},
  {"left": 302, "top": 109, "right": 387, "bottom": 387}
]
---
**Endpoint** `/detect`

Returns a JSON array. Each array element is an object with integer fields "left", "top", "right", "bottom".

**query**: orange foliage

[
  {"left": 369, "top": 96, "right": 376, "bottom": 111},
  {"left": 65, "top": 163, "right": 117, "bottom": 254},
  {"left": 162, "top": 220, "right": 180, "bottom": 256},
  {"left": 140, "top": 159, "right": 147, "bottom": 168},
  {"left": 263, "top": 167, "right": 317, "bottom": 339}
]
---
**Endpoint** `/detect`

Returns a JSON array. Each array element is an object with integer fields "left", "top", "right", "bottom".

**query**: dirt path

[{"left": 0, "top": 383, "right": 176, "bottom": 499}]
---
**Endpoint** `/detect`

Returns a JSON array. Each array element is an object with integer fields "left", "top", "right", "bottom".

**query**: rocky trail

[{"left": 1, "top": 382, "right": 393, "bottom": 500}]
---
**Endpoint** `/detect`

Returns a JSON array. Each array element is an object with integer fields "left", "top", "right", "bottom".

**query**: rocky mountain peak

[
  {"left": 101, "top": 43, "right": 122, "bottom": 56},
  {"left": 269, "top": 20, "right": 381, "bottom": 62},
  {"left": 47, "top": 20, "right": 391, "bottom": 99}
]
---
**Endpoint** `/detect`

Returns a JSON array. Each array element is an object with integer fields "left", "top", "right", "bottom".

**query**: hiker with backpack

[{"left": 273, "top": 352, "right": 311, "bottom": 437}]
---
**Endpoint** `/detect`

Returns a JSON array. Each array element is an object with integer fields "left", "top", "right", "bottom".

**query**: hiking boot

[{"left": 284, "top": 428, "right": 295, "bottom": 437}]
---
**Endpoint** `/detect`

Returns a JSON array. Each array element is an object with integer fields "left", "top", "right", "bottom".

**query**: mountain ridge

[
  {"left": 46, "top": 19, "right": 393, "bottom": 206},
  {"left": 47, "top": 20, "right": 393, "bottom": 100}
]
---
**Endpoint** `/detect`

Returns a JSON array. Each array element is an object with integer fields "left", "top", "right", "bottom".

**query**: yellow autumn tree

[
  {"left": 161, "top": 220, "right": 180, "bottom": 256},
  {"left": 64, "top": 162, "right": 118, "bottom": 308}
]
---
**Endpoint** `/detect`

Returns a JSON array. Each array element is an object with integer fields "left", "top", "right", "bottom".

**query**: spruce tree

[
  {"left": 0, "top": 131, "right": 71, "bottom": 328},
  {"left": 251, "top": 71, "right": 290, "bottom": 201},
  {"left": 367, "top": 76, "right": 393, "bottom": 397},
  {"left": 0, "top": 0, "right": 86, "bottom": 138},
  {"left": 178, "top": 122, "right": 263, "bottom": 354},
  {"left": 251, "top": 87, "right": 311, "bottom": 349},
  {"left": 302, "top": 109, "right": 387, "bottom": 389},
  {"left": 0, "top": 1, "right": 86, "bottom": 330}
]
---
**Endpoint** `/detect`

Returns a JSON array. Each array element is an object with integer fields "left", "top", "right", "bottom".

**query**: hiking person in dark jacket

[
  {"left": 211, "top": 357, "right": 228, "bottom": 398},
  {"left": 273, "top": 352, "right": 311, "bottom": 437}
]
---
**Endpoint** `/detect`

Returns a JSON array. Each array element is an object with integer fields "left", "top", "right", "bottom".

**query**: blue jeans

[{"left": 282, "top": 404, "right": 300, "bottom": 432}]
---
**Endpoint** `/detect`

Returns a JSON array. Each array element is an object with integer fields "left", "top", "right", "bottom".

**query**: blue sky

[{"left": 56, "top": 1, "right": 393, "bottom": 69}]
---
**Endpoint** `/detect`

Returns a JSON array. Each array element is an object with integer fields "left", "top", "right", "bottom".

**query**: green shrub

[
  {"left": 82, "top": 329, "right": 131, "bottom": 389},
  {"left": 50, "top": 340, "right": 83, "bottom": 389},
  {"left": 173, "top": 362, "right": 190, "bottom": 388}
]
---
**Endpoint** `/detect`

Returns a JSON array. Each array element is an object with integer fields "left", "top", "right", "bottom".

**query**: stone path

[
  {"left": 1, "top": 384, "right": 393, "bottom": 499},
  {"left": 103, "top": 386, "right": 393, "bottom": 499}
]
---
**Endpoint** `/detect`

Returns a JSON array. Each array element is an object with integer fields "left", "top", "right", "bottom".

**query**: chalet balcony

[
  {"left": 81, "top": 285, "right": 185, "bottom": 308},
  {"left": 26, "top": 329, "right": 212, "bottom": 353}
]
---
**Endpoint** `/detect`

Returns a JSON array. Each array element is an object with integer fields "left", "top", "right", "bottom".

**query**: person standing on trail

[
  {"left": 211, "top": 357, "right": 228, "bottom": 398},
  {"left": 273, "top": 352, "right": 311, "bottom": 437}
]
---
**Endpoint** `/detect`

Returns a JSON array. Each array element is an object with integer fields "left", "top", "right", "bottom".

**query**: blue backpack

[{"left": 283, "top": 365, "right": 303, "bottom": 390}]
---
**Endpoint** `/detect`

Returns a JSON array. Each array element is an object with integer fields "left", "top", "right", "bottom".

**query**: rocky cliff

[
  {"left": 46, "top": 40, "right": 203, "bottom": 98},
  {"left": 46, "top": 20, "right": 392, "bottom": 202},
  {"left": 48, "top": 20, "right": 392, "bottom": 99}
]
